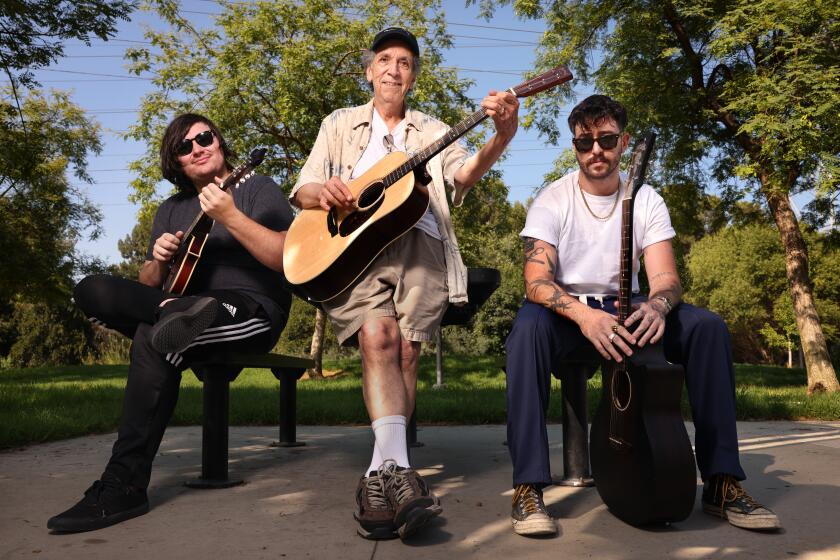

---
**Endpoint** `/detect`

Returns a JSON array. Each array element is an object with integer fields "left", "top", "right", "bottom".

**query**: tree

[
  {"left": 124, "top": 0, "right": 475, "bottom": 208},
  {"left": 479, "top": 0, "right": 840, "bottom": 393},
  {"left": 0, "top": 89, "right": 102, "bottom": 304},
  {"left": 686, "top": 223, "right": 839, "bottom": 366},
  {"left": 0, "top": 89, "right": 105, "bottom": 365},
  {"left": 1, "top": 0, "right": 134, "bottom": 124}
]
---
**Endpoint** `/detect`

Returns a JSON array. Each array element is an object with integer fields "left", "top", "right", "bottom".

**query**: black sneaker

[
  {"left": 387, "top": 463, "right": 442, "bottom": 540},
  {"left": 511, "top": 484, "right": 556, "bottom": 536},
  {"left": 354, "top": 467, "right": 398, "bottom": 540},
  {"left": 47, "top": 473, "right": 149, "bottom": 533},
  {"left": 702, "top": 474, "right": 781, "bottom": 531},
  {"left": 150, "top": 296, "right": 217, "bottom": 353}
]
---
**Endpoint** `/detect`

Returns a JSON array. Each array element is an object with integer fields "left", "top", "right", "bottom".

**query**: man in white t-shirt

[
  {"left": 292, "top": 27, "right": 519, "bottom": 541},
  {"left": 505, "top": 95, "right": 780, "bottom": 536}
]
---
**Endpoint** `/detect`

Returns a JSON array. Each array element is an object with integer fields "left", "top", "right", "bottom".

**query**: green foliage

[
  {"left": 125, "top": 0, "right": 474, "bottom": 209},
  {"left": 478, "top": 0, "right": 840, "bottom": 221},
  {"left": 0, "top": 0, "right": 134, "bottom": 88},
  {"left": 0, "top": 299, "right": 92, "bottom": 367},
  {"left": 686, "top": 223, "right": 840, "bottom": 364},
  {"left": 111, "top": 207, "right": 155, "bottom": 279},
  {"left": 0, "top": 89, "right": 107, "bottom": 366}
]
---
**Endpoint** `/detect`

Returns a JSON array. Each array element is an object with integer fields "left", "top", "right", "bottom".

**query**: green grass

[{"left": 1, "top": 356, "right": 838, "bottom": 449}]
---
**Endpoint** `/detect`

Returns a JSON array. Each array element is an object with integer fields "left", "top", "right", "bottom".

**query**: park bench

[
  {"left": 186, "top": 352, "right": 314, "bottom": 488},
  {"left": 408, "top": 267, "right": 502, "bottom": 447}
]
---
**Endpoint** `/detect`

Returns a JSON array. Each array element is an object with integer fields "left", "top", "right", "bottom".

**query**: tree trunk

[
  {"left": 765, "top": 191, "right": 839, "bottom": 393},
  {"left": 308, "top": 308, "right": 326, "bottom": 379}
]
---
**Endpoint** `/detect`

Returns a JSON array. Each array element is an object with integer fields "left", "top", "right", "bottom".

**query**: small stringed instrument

[
  {"left": 163, "top": 148, "right": 267, "bottom": 294},
  {"left": 589, "top": 133, "right": 697, "bottom": 526},
  {"left": 283, "top": 66, "right": 573, "bottom": 302}
]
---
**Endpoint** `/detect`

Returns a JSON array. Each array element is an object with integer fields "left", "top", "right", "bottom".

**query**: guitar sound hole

[
  {"left": 357, "top": 181, "right": 385, "bottom": 210},
  {"left": 611, "top": 368, "right": 632, "bottom": 412}
]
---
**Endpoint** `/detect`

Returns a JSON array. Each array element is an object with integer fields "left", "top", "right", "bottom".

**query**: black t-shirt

[{"left": 146, "top": 174, "right": 294, "bottom": 340}]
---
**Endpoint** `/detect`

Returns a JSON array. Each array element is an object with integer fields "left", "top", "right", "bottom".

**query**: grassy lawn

[{"left": 1, "top": 356, "right": 838, "bottom": 449}]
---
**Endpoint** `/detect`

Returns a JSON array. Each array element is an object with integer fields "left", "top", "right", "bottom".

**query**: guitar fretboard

[{"left": 381, "top": 108, "right": 489, "bottom": 188}]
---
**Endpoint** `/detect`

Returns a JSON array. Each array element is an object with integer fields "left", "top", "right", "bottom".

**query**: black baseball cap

[{"left": 370, "top": 27, "right": 420, "bottom": 57}]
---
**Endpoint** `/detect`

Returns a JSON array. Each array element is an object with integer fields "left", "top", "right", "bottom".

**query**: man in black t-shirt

[{"left": 47, "top": 113, "right": 294, "bottom": 533}]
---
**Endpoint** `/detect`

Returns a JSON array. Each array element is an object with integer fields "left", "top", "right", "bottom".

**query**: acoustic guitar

[
  {"left": 589, "top": 133, "right": 697, "bottom": 526},
  {"left": 283, "top": 66, "right": 573, "bottom": 302},
  {"left": 163, "top": 148, "right": 267, "bottom": 294}
]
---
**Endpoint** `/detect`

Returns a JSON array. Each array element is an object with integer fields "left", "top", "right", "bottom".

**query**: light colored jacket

[{"left": 291, "top": 99, "right": 473, "bottom": 303}]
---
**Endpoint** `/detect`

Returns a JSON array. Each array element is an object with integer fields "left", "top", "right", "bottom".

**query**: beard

[{"left": 576, "top": 153, "right": 620, "bottom": 182}]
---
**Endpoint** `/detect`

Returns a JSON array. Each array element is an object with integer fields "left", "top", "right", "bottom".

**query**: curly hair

[
  {"left": 159, "top": 113, "right": 235, "bottom": 195},
  {"left": 567, "top": 94, "right": 627, "bottom": 135}
]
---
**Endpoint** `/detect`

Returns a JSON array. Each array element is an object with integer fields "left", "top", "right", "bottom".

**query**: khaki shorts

[{"left": 323, "top": 229, "right": 449, "bottom": 346}]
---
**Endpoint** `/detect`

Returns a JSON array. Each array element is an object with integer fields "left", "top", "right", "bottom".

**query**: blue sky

[{"left": 35, "top": 0, "right": 582, "bottom": 264}]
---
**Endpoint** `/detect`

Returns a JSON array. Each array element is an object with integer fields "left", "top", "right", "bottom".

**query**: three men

[
  {"left": 504, "top": 94, "right": 780, "bottom": 536},
  {"left": 48, "top": 113, "right": 294, "bottom": 533},
  {"left": 291, "top": 27, "right": 518, "bottom": 540}
]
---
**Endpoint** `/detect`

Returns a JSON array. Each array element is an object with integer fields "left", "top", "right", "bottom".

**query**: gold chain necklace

[{"left": 578, "top": 180, "right": 620, "bottom": 221}]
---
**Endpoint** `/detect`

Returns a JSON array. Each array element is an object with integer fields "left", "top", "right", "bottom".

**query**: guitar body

[
  {"left": 283, "top": 151, "right": 430, "bottom": 302},
  {"left": 589, "top": 342, "right": 697, "bottom": 525},
  {"left": 282, "top": 65, "right": 574, "bottom": 302}
]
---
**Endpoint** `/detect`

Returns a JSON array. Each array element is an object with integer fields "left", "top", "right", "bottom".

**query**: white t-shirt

[
  {"left": 351, "top": 108, "right": 440, "bottom": 240},
  {"left": 520, "top": 170, "right": 676, "bottom": 296}
]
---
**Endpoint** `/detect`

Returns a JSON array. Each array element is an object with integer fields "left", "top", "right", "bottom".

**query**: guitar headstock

[
  {"left": 510, "top": 66, "right": 573, "bottom": 98},
  {"left": 221, "top": 147, "right": 267, "bottom": 191},
  {"left": 622, "top": 132, "right": 656, "bottom": 201}
]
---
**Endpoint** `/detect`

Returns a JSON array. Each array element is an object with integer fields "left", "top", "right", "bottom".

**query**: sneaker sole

[
  {"left": 353, "top": 512, "right": 398, "bottom": 541},
  {"left": 47, "top": 502, "right": 150, "bottom": 533},
  {"left": 150, "top": 297, "right": 218, "bottom": 353},
  {"left": 702, "top": 502, "right": 781, "bottom": 530},
  {"left": 512, "top": 515, "right": 557, "bottom": 536},
  {"left": 398, "top": 503, "right": 443, "bottom": 540}
]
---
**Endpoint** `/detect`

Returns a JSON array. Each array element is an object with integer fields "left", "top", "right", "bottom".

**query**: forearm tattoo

[{"left": 526, "top": 279, "right": 574, "bottom": 314}]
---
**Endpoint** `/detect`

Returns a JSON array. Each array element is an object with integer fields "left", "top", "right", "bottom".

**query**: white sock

[{"left": 366, "top": 415, "right": 409, "bottom": 475}]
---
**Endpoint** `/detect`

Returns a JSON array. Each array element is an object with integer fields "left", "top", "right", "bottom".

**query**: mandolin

[
  {"left": 282, "top": 66, "right": 573, "bottom": 302},
  {"left": 589, "top": 133, "right": 697, "bottom": 526},
  {"left": 162, "top": 148, "right": 267, "bottom": 295}
]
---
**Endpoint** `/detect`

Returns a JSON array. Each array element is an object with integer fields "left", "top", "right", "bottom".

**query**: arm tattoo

[
  {"left": 526, "top": 279, "right": 574, "bottom": 314},
  {"left": 649, "top": 271, "right": 676, "bottom": 283},
  {"left": 523, "top": 236, "right": 546, "bottom": 265}
]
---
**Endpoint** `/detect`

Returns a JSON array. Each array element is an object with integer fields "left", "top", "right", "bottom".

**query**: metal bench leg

[
  {"left": 186, "top": 370, "right": 243, "bottom": 489},
  {"left": 407, "top": 405, "right": 423, "bottom": 449},
  {"left": 271, "top": 367, "right": 306, "bottom": 447},
  {"left": 558, "top": 364, "right": 595, "bottom": 487}
]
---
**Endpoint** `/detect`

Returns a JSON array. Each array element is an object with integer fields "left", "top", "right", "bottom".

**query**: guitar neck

[
  {"left": 618, "top": 196, "right": 634, "bottom": 323},
  {"left": 382, "top": 108, "right": 490, "bottom": 187}
]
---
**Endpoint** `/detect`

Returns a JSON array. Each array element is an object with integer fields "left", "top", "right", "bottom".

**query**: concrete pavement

[{"left": 1, "top": 421, "right": 839, "bottom": 559}]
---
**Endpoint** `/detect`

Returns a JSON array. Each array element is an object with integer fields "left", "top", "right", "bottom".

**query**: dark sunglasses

[
  {"left": 572, "top": 133, "right": 621, "bottom": 152},
  {"left": 176, "top": 129, "right": 215, "bottom": 156}
]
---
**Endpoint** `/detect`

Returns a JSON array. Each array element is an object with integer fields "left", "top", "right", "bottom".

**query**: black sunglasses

[
  {"left": 572, "top": 133, "right": 621, "bottom": 152},
  {"left": 176, "top": 129, "right": 215, "bottom": 156}
]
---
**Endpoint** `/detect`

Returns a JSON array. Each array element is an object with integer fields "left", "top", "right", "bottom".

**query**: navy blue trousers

[{"left": 505, "top": 298, "right": 745, "bottom": 488}]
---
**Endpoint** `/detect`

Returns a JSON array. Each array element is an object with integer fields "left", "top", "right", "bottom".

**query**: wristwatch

[{"left": 654, "top": 296, "right": 673, "bottom": 314}]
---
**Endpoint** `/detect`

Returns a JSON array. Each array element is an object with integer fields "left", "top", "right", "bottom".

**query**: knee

[
  {"left": 694, "top": 308, "right": 729, "bottom": 337},
  {"left": 358, "top": 318, "right": 401, "bottom": 354},
  {"left": 506, "top": 304, "right": 556, "bottom": 350},
  {"left": 73, "top": 274, "right": 110, "bottom": 316}
]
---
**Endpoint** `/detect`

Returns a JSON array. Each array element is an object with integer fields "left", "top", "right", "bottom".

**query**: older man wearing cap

[{"left": 291, "top": 27, "right": 519, "bottom": 540}]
